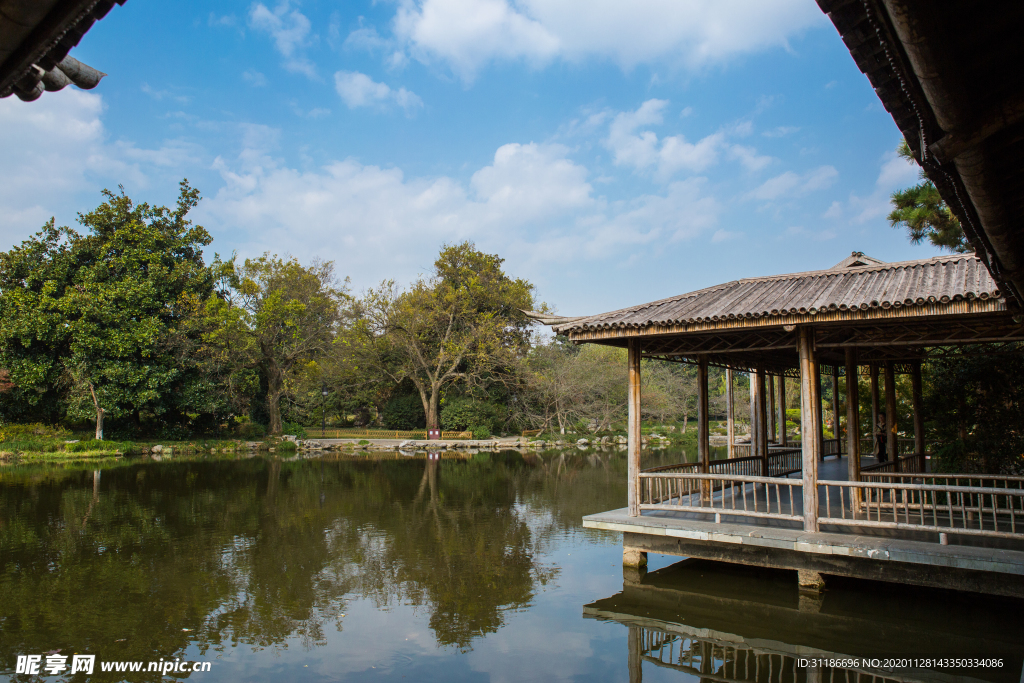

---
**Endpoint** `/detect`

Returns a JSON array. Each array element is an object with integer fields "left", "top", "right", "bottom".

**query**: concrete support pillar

[
  {"left": 627, "top": 339, "right": 642, "bottom": 516},
  {"left": 778, "top": 374, "right": 787, "bottom": 446},
  {"left": 798, "top": 568, "right": 826, "bottom": 592},
  {"left": 623, "top": 546, "right": 648, "bottom": 568},
  {"left": 885, "top": 361, "right": 898, "bottom": 466},
  {"left": 870, "top": 363, "right": 880, "bottom": 455},
  {"left": 726, "top": 368, "right": 735, "bottom": 458},
  {"left": 799, "top": 328, "right": 820, "bottom": 532},
  {"left": 845, "top": 348, "right": 861, "bottom": 484},
  {"left": 912, "top": 361, "right": 925, "bottom": 472}
]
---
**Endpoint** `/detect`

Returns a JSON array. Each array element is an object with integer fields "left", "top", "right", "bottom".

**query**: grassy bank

[{"left": 0, "top": 432, "right": 300, "bottom": 462}]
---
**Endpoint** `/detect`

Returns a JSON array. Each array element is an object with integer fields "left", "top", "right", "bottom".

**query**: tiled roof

[{"left": 553, "top": 253, "right": 1000, "bottom": 334}]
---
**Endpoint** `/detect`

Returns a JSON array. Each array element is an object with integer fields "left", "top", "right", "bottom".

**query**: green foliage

[
  {"left": 281, "top": 421, "right": 308, "bottom": 439},
  {"left": 441, "top": 397, "right": 505, "bottom": 432},
  {"left": 889, "top": 141, "right": 970, "bottom": 253},
  {"left": 0, "top": 423, "right": 70, "bottom": 440},
  {"left": 235, "top": 422, "right": 267, "bottom": 439},
  {"left": 472, "top": 425, "right": 491, "bottom": 439},
  {"left": 382, "top": 393, "right": 426, "bottom": 430}
]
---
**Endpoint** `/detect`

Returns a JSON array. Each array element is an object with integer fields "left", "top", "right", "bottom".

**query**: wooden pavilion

[{"left": 534, "top": 252, "right": 1024, "bottom": 596}]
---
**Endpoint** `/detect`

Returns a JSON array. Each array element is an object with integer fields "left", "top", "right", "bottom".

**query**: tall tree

[
  {"left": 360, "top": 242, "right": 534, "bottom": 431},
  {"left": 888, "top": 140, "right": 970, "bottom": 253},
  {"left": 208, "top": 255, "right": 347, "bottom": 435},
  {"left": 0, "top": 181, "right": 216, "bottom": 434}
]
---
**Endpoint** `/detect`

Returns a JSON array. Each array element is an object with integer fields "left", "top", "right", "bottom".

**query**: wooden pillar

[
  {"left": 755, "top": 367, "right": 768, "bottom": 475},
  {"left": 799, "top": 327, "right": 820, "bottom": 532},
  {"left": 778, "top": 374, "right": 787, "bottom": 446},
  {"left": 884, "top": 361, "right": 898, "bottom": 465},
  {"left": 831, "top": 369, "right": 840, "bottom": 454},
  {"left": 815, "top": 361, "right": 824, "bottom": 461},
  {"left": 870, "top": 363, "right": 879, "bottom": 455},
  {"left": 912, "top": 360, "right": 925, "bottom": 472},
  {"left": 769, "top": 374, "right": 777, "bottom": 443},
  {"left": 627, "top": 339, "right": 642, "bottom": 516},
  {"left": 698, "top": 356, "right": 710, "bottom": 473},
  {"left": 749, "top": 372, "right": 756, "bottom": 443},
  {"left": 845, "top": 348, "right": 861, "bottom": 484},
  {"left": 726, "top": 368, "right": 735, "bottom": 458}
]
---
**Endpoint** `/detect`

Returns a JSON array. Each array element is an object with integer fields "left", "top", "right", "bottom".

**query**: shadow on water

[{"left": 586, "top": 559, "right": 1024, "bottom": 683}]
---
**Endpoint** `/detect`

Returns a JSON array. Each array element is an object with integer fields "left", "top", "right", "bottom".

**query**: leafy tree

[
  {"left": 360, "top": 242, "right": 534, "bottom": 430},
  {"left": 0, "top": 182, "right": 216, "bottom": 436},
  {"left": 888, "top": 140, "right": 970, "bottom": 253},
  {"left": 208, "top": 255, "right": 348, "bottom": 435}
]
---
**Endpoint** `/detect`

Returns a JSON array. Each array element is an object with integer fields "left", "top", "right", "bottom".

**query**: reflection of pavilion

[{"left": 584, "top": 560, "right": 1024, "bottom": 683}]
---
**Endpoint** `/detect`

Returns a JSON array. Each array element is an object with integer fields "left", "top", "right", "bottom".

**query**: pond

[{"left": 1, "top": 448, "right": 1022, "bottom": 682}]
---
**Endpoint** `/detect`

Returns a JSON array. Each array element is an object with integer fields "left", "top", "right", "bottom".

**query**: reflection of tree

[{"left": 0, "top": 446, "right": 687, "bottom": 664}]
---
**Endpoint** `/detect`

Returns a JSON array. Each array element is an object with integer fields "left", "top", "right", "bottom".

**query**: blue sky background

[{"left": 0, "top": 0, "right": 939, "bottom": 315}]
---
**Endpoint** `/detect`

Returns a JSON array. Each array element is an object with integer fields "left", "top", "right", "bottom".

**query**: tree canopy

[{"left": 888, "top": 141, "right": 970, "bottom": 253}]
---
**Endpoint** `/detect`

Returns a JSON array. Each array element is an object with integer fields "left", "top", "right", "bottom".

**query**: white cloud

[
  {"left": 825, "top": 149, "right": 918, "bottom": 223},
  {"left": 248, "top": 1, "right": 317, "bottom": 78},
  {"left": 712, "top": 228, "right": 740, "bottom": 242},
  {"left": 242, "top": 70, "right": 268, "bottom": 87},
  {"left": 334, "top": 71, "right": 423, "bottom": 113},
  {"left": 604, "top": 99, "right": 769, "bottom": 180},
  {"left": 748, "top": 165, "right": 837, "bottom": 201},
  {"left": 389, "top": 0, "right": 826, "bottom": 82},
  {"left": 762, "top": 125, "right": 799, "bottom": 138}
]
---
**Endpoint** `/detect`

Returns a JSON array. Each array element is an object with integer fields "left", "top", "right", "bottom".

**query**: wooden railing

[
  {"left": 818, "top": 479, "right": 1024, "bottom": 539},
  {"left": 521, "top": 429, "right": 543, "bottom": 438},
  {"left": 639, "top": 472, "right": 803, "bottom": 522},
  {"left": 822, "top": 438, "right": 842, "bottom": 457},
  {"left": 859, "top": 437, "right": 919, "bottom": 455},
  {"left": 861, "top": 453, "right": 920, "bottom": 474}
]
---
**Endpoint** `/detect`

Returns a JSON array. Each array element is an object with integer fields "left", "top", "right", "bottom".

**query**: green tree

[
  {"left": 0, "top": 182, "right": 216, "bottom": 436},
  {"left": 208, "top": 255, "right": 348, "bottom": 435},
  {"left": 888, "top": 141, "right": 970, "bottom": 253},
  {"left": 359, "top": 242, "right": 535, "bottom": 431}
]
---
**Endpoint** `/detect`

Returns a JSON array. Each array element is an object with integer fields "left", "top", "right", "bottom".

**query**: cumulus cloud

[
  {"left": 604, "top": 99, "right": 770, "bottom": 180},
  {"left": 248, "top": 1, "right": 317, "bottom": 78},
  {"left": 387, "top": 0, "right": 826, "bottom": 81},
  {"left": 334, "top": 71, "right": 423, "bottom": 113},
  {"left": 748, "top": 165, "right": 837, "bottom": 201},
  {"left": 827, "top": 148, "right": 919, "bottom": 223}
]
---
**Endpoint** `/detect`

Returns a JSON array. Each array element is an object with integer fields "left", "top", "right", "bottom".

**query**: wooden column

[
  {"left": 726, "top": 368, "right": 735, "bottom": 458},
  {"left": 698, "top": 356, "right": 710, "bottom": 474},
  {"left": 884, "top": 361, "right": 898, "bottom": 464},
  {"left": 799, "top": 327, "right": 820, "bottom": 532},
  {"left": 870, "top": 363, "right": 879, "bottom": 454},
  {"left": 627, "top": 339, "right": 642, "bottom": 516},
  {"left": 831, "top": 370, "right": 840, "bottom": 454},
  {"left": 778, "top": 374, "right": 787, "bottom": 446},
  {"left": 749, "top": 372, "right": 757, "bottom": 444},
  {"left": 815, "top": 361, "right": 825, "bottom": 461},
  {"left": 912, "top": 360, "right": 925, "bottom": 472},
  {"left": 769, "top": 374, "right": 777, "bottom": 444},
  {"left": 845, "top": 348, "right": 861, "bottom": 484},
  {"left": 756, "top": 367, "right": 769, "bottom": 476}
]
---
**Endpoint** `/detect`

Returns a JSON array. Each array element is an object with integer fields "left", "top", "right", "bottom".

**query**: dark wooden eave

[
  {"left": 0, "top": 0, "right": 125, "bottom": 101},
  {"left": 817, "top": 0, "right": 1024, "bottom": 311}
]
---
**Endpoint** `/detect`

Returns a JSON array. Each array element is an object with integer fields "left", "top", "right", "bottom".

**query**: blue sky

[{"left": 0, "top": 0, "right": 937, "bottom": 315}]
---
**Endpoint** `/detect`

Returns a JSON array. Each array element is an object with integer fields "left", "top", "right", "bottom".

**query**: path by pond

[{"left": 0, "top": 448, "right": 1021, "bottom": 682}]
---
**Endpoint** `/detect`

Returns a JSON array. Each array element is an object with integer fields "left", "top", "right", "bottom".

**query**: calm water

[{"left": 1, "top": 447, "right": 1022, "bottom": 682}]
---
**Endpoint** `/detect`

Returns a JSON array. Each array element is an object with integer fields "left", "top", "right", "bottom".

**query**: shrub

[
  {"left": 0, "top": 423, "right": 70, "bottom": 441},
  {"left": 472, "top": 425, "right": 491, "bottom": 439},
  {"left": 277, "top": 440, "right": 297, "bottom": 452},
  {"left": 441, "top": 398, "right": 505, "bottom": 432},
  {"left": 382, "top": 394, "right": 426, "bottom": 430},
  {"left": 236, "top": 422, "right": 267, "bottom": 439},
  {"left": 282, "top": 421, "right": 308, "bottom": 439}
]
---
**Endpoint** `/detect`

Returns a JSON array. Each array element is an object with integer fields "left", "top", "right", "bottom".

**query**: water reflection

[
  {"left": 0, "top": 447, "right": 675, "bottom": 675},
  {"left": 585, "top": 560, "right": 1024, "bottom": 683}
]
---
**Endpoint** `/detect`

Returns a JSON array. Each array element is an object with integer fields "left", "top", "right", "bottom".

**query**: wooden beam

[
  {"left": 726, "top": 367, "right": 735, "bottom": 458},
  {"left": 799, "top": 327, "right": 820, "bottom": 532},
  {"left": 831, "top": 369, "right": 840, "bottom": 455},
  {"left": 756, "top": 366, "right": 769, "bottom": 476},
  {"left": 698, "top": 356, "right": 710, "bottom": 475},
  {"left": 778, "top": 373, "right": 787, "bottom": 446},
  {"left": 884, "top": 360, "right": 898, "bottom": 464},
  {"left": 912, "top": 360, "right": 925, "bottom": 472},
  {"left": 627, "top": 339, "right": 642, "bottom": 516},
  {"left": 870, "top": 363, "right": 880, "bottom": 456},
  {"left": 845, "top": 348, "right": 861, "bottom": 484},
  {"left": 815, "top": 360, "right": 825, "bottom": 461}
]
